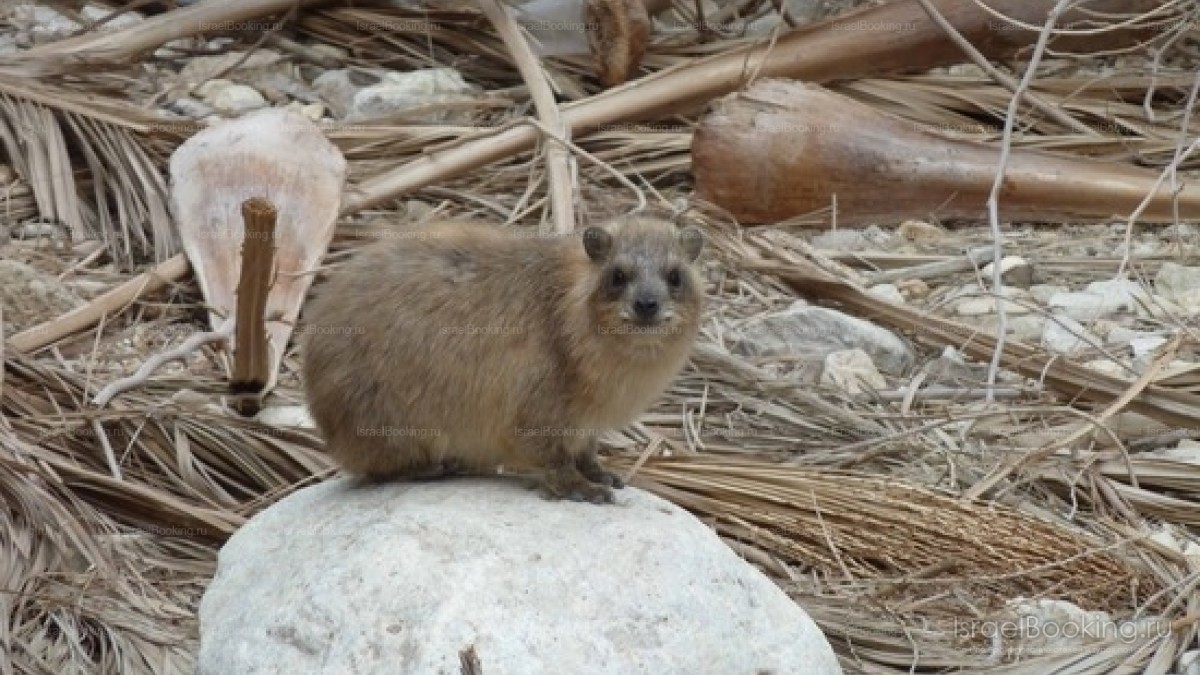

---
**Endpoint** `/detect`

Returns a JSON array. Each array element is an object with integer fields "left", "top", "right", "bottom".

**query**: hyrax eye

[
  {"left": 666, "top": 268, "right": 682, "bottom": 288},
  {"left": 610, "top": 268, "right": 628, "bottom": 287}
]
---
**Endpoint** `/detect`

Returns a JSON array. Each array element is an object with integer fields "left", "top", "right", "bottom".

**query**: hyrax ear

[
  {"left": 582, "top": 227, "right": 613, "bottom": 262},
  {"left": 679, "top": 226, "right": 704, "bottom": 262}
]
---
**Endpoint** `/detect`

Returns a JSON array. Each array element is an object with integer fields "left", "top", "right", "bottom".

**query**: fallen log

[{"left": 692, "top": 80, "right": 1200, "bottom": 224}]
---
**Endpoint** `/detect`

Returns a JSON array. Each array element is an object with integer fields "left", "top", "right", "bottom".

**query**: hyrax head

[{"left": 582, "top": 217, "right": 704, "bottom": 337}]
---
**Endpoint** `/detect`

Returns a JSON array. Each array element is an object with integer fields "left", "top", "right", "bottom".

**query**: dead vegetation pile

[{"left": 1, "top": 0, "right": 1199, "bottom": 673}]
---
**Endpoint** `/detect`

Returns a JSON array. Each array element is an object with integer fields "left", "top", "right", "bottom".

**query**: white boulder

[{"left": 198, "top": 478, "right": 841, "bottom": 675}]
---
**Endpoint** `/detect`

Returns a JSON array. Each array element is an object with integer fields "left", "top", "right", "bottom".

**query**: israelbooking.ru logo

[{"left": 953, "top": 616, "right": 1170, "bottom": 642}]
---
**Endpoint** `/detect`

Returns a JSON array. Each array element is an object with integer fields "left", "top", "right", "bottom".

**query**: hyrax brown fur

[{"left": 301, "top": 217, "right": 704, "bottom": 503}]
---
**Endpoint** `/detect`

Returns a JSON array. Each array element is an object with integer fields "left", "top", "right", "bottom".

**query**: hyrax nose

[{"left": 633, "top": 296, "right": 660, "bottom": 320}]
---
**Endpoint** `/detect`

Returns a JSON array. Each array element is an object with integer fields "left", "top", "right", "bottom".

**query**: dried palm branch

[
  {"left": 617, "top": 455, "right": 1193, "bottom": 673},
  {"left": 0, "top": 75, "right": 173, "bottom": 268}
]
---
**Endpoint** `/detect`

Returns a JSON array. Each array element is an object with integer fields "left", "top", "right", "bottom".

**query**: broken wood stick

[
  {"left": 343, "top": 0, "right": 1163, "bottom": 213},
  {"left": 693, "top": 80, "right": 1200, "bottom": 224},
  {"left": 230, "top": 198, "right": 277, "bottom": 415},
  {"left": 6, "top": 254, "right": 190, "bottom": 354}
]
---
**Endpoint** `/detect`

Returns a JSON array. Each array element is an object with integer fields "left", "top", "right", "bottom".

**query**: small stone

[
  {"left": 921, "top": 346, "right": 986, "bottom": 383},
  {"left": 953, "top": 285, "right": 1033, "bottom": 316},
  {"left": 1082, "top": 359, "right": 1128, "bottom": 378},
  {"left": 1129, "top": 334, "right": 1169, "bottom": 359},
  {"left": 12, "top": 4, "right": 79, "bottom": 44},
  {"left": 820, "top": 349, "right": 886, "bottom": 394},
  {"left": 867, "top": 283, "right": 904, "bottom": 304},
  {"left": 1162, "top": 223, "right": 1198, "bottom": 240},
  {"left": 1041, "top": 314, "right": 1101, "bottom": 354},
  {"left": 163, "top": 97, "right": 216, "bottom": 119},
  {"left": 1111, "top": 240, "right": 1159, "bottom": 257},
  {"left": 981, "top": 255, "right": 1033, "bottom": 288},
  {"left": 345, "top": 68, "right": 479, "bottom": 123},
  {"left": 897, "top": 220, "right": 945, "bottom": 242},
  {"left": 1155, "top": 262, "right": 1200, "bottom": 313},
  {"left": 201, "top": 82, "right": 268, "bottom": 114},
  {"left": 896, "top": 278, "right": 929, "bottom": 299},
  {"left": 1150, "top": 440, "right": 1200, "bottom": 466},
  {"left": 1047, "top": 278, "right": 1150, "bottom": 320},
  {"left": 255, "top": 405, "right": 316, "bottom": 429},
  {"left": 312, "top": 69, "right": 371, "bottom": 118},
  {"left": 1132, "top": 357, "right": 1193, "bottom": 378},
  {"left": 979, "top": 314, "right": 1045, "bottom": 343},
  {"left": 0, "top": 34, "right": 21, "bottom": 55},
  {"left": 725, "top": 305, "right": 913, "bottom": 375},
  {"left": 79, "top": 3, "right": 143, "bottom": 29},
  {"left": 309, "top": 44, "right": 349, "bottom": 61},
  {"left": 1106, "top": 326, "right": 1155, "bottom": 346},
  {"left": 286, "top": 100, "right": 326, "bottom": 122},
  {"left": 1183, "top": 649, "right": 1200, "bottom": 675},
  {"left": 1030, "top": 284, "right": 1067, "bottom": 304},
  {"left": 179, "top": 50, "right": 283, "bottom": 85}
]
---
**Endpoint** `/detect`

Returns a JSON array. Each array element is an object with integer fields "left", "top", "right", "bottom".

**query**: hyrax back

[{"left": 301, "top": 217, "right": 704, "bottom": 503}]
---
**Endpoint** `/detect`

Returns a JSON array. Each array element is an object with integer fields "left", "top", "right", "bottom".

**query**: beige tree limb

[{"left": 478, "top": 0, "right": 577, "bottom": 235}]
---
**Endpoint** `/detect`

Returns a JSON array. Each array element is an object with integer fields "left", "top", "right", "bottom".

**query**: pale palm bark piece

[
  {"left": 693, "top": 80, "right": 1200, "bottom": 224},
  {"left": 170, "top": 108, "right": 347, "bottom": 394}
]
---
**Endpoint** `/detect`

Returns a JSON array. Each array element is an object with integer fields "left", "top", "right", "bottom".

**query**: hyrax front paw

[
  {"left": 576, "top": 454, "right": 625, "bottom": 489},
  {"left": 538, "top": 469, "right": 615, "bottom": 504}
]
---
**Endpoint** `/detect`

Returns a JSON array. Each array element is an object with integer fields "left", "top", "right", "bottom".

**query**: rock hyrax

[{"left": 302, "top": 217, "right": 704, "bottom": 503}]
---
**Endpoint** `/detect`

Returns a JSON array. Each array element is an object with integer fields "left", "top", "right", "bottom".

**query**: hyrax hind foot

[{"left": 539, "top": 466, "right": 615, "bottom": 504}]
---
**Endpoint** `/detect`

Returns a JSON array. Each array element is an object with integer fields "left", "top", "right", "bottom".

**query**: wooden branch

[
  {"left": 230, "top": 198, "right": 277, "bottom": 414},
  {"left": 479, "top": 0, "right": 577, "bottom": 234},
  {"left": 6, "top": 254, "right": 190, "bottom": 354}
]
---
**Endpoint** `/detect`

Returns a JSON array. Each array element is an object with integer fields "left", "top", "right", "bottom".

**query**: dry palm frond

[
  {"left": 0, "top": 76, "right": 173, "bottom": 268},
  {"left": 617, "top": 455, "right": 1191, "bottom": 672},
  {"left": 1, "top": 347, "right": 331, "bottom": 673}
]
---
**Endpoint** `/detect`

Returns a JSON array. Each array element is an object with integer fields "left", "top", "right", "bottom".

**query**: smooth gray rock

[
  {"left": 1156, "top": 262, "right": 1200, "bottom": 313},
  {"left": 198, "top": 478, "right": 842, "bottom": 675},
  {"left": 1047, "top": 278, "right": 1150, "bottom": 320},
  {"left": 1041, "top": 314, "right": 1101, "bottom": 354},
  {"left": 726, "top": 304, "right": 913, "bottom": 375}
]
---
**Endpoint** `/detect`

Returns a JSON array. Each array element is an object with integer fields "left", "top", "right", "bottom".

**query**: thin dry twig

[
  {"left": 982, "top": 0, "right": 1074, "bottom": 402},
  {"left": 91, "top": 320, "right": 234, "bottom": 407}
]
